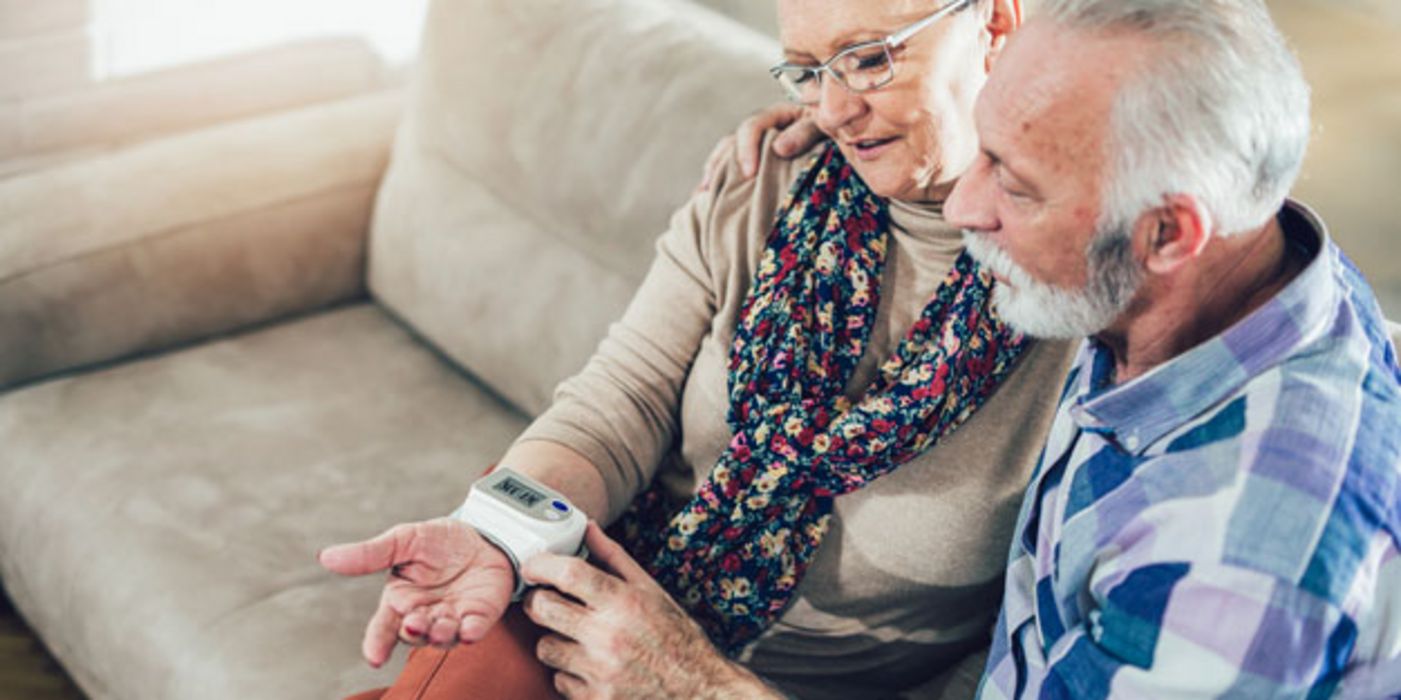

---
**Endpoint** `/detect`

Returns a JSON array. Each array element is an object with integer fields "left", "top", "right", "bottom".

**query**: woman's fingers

[
  {"left": 399, "top": 608, "right": 432, "bottom": 646},
  {"left": 457, "top": 611, "right": 493, "bottom": 643},
  {"left": 362, "top": 597, "right": 403, "bottom": 668},
  {"left": 318, "top": 523, "right": 415, "bottom": 577},
  {"left": 427, "top": 615, "right": 460, "bottom": 647}
]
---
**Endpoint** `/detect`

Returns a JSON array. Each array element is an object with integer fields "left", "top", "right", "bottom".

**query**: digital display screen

[{"left": 493, "top": 476, "right": 544, "bottom": 508}]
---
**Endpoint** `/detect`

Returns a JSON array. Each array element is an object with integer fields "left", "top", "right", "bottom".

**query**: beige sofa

[
  {"left": 1, "top": 0, "right": 1397, "bottom": 698},
  {"left": 0, "top": 0, "right": 775, "bottom": 697}
]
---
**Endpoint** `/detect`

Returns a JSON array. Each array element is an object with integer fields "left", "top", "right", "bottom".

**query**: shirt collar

[{"left": 1070, "top": 200, "right": 1338, "bottom": 454}]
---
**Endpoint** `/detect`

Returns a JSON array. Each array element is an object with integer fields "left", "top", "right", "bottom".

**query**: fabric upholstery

[
  {"left": 368, "top": 0, "right": 780, "bottom": 415},
  {"left": 0, "top": 304, "right": 529, "bottom": 699},
  {"left": 0, "top": 38, "right": 391, "bottom": 166},
  {"left": 0, "top": 0, "right": 87, "bottom": 40},
  {"left": 691, "top": 0, "right": 777, "bottom": 35},
  {"left": 0, "top": 91, "right": 401, "bottom": 390}
]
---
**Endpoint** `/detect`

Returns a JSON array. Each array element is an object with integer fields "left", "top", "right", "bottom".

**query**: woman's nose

[{"left": 813, "top": 74, "right": 865, "bottom": 133}]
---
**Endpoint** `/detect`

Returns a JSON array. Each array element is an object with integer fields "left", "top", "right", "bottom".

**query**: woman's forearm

[{"left": 493, "top": 439, "right": 613, "bottom": 523}]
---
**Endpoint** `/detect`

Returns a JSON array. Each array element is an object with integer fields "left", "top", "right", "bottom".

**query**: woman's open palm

[{"left": 318, "top": 517, "right": 515, "bottom": 667}]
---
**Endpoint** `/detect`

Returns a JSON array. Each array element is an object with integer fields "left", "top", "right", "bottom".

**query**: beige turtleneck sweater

[{"left": 516, "top": 135, "right": 1077, "bottom": 699}]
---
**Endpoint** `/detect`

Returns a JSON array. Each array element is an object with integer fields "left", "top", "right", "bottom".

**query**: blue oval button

[{"left": 551, "top": 500, "right": 569, "bottom": 512}]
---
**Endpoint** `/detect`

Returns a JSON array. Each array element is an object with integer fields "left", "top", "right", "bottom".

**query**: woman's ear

[{"left": 985, "top": 0, "right": 1023, "bottom": 73}]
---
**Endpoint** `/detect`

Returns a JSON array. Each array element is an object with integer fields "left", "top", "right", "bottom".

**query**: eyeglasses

[{"left": 769, "top": 0, "right": 973, "bottom": 105}]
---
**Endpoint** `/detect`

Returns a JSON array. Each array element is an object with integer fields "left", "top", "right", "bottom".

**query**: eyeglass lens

[{"left": 777, "top": 43, "right": 895, "bottom": 104}]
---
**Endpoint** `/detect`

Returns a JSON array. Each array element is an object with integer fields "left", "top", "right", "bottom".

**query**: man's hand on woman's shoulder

[{"left": 697, "top": 102, "right": 823, "bottom": 193}]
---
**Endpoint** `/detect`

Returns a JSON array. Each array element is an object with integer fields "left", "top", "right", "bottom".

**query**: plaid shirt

[{"left": 979, "top": 202, "right": 1401, "bottom": 699}]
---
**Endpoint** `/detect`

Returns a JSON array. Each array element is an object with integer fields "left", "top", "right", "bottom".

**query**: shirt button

[{"left": 1124, "top": 435, "right": 1140, "bottom": 451}]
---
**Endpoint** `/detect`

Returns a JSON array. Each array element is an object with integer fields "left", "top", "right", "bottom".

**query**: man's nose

[{"left": 944, "top": 155, "right": 998, "bottom": 232}]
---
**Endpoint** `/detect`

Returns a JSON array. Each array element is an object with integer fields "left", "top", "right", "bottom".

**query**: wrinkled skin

[
  {"left": 522, "top": 523, "right": 780, "bottom": 700},
  {"left": 318, "top": 517, "right": 515, "bottom": 667}
]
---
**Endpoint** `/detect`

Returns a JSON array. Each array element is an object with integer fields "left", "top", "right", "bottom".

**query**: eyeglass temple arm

[{"left": 886, "top": 0, "right": 972, "bottom": 47}]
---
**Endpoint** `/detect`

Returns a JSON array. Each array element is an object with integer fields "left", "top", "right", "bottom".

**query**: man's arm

[{"left": 1018, "top": 561, "right": 1352, "bottom": 698}]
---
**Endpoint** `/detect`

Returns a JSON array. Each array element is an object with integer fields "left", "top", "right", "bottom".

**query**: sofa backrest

[
  {"left": 368, "top": 0, "right": 779, "bottom": 415},
  {"left": 692, "top": 0, "right": 777, "bottom": 36}
]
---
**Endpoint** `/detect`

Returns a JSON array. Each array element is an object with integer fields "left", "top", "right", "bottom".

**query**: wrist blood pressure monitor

[{"left": 453, "top": 468, "right": 587, "bottom": 600}]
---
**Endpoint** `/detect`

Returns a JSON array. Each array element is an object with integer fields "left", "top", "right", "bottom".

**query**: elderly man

[{"left": 942, "top": 0, "right": 1401, "bottom": 697}]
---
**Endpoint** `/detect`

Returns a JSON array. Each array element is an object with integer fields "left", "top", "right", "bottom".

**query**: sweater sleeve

[{"left": 512, "top": 166, "right": 736, "bottom": 523}]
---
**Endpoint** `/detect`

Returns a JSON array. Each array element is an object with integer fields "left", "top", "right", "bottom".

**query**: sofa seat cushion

[{"left": 0, "top": 303, "right": 528, "bottom": 699}]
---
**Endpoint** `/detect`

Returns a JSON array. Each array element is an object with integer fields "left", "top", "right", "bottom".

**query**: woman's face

[{"left": 777, "top": 0, "right": 1015, "bottom": 202}]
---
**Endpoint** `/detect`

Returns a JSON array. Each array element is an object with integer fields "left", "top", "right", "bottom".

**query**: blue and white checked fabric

[{"left": 979, "top": 202, "right": 1401, "bottom": 699}]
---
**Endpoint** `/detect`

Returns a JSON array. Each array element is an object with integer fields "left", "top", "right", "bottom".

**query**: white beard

[{"left": 962, "top": 230, "right": 1140, "bottom": 340}]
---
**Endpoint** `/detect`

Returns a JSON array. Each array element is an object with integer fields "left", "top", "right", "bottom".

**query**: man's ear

[
  {"left": 985, "top": 0, "right": 1023, "bottom": 73},
  {"left": 1140, "top": 194, "right": 1212, "bottom": 275}
]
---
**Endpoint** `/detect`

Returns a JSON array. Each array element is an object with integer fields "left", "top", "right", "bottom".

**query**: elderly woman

[{"left": 322, "top": 0, "right": 1076, "bottom": 697}]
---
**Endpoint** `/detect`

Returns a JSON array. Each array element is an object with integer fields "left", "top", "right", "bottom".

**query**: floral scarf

[{"left": 615, "top": 144, "right": 1027, "bottom": 656}]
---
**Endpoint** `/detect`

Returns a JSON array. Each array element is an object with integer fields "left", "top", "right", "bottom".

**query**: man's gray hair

[{"left": 1039, "top": 0, "right": 1311, "bottom": 236}]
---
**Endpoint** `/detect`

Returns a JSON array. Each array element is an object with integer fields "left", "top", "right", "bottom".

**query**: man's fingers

[
  {"left": 773, "top": 117, "right": 822, "bottom": 158},
  {"left": 523, "top": 552, "right": 619, "bottom": 605},
  {"left": 537, "top": 633, "right": 589, "bottom": 681},
  {"left": 522, "top": 587, "right": 591, "bottom": 640},
  {"left": 580, "top": 521, "right": 649, "bottom": 583},
  {"left": 553, "top": 670, "right": 588, "bottom": 699},
  {"left": 697, "top": 135, "right": 734, "bottom": 192},
  {"left": 362, "top": 600, "right": 403, "bottom": 668},
  {"left": 735, "top": 115, "right": 766, "bottom": 178},
  {"left": 318, "top": 524, "right": 415, "bottom": 577}
]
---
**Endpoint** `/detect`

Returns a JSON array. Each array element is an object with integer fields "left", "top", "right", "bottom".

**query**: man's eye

[
  {"left": 1002, "top": 185, "right": 1032, "bottom": 201},
  {"left": 792, "top": 71, "right": 817, "bottom": 85}
]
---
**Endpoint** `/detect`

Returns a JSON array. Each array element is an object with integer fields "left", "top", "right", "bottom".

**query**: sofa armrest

[{"left": 0, "top": 89, "right": 404, "bottom": 390}]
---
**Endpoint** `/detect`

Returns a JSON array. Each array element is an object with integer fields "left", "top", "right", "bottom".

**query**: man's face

[{"left": 945, "top": 21, "right": 1146, "bottom": 338}]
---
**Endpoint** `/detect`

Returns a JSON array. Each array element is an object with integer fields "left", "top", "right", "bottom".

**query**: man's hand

[
  {"left": 318, "top": 518, "right": 515, "bottom": 667},
  {"left": 522, "top": 522, "right": 782, "bottom": 699},
  {"left": 697, "top": 102, "right": 823, "bottom": 192}
]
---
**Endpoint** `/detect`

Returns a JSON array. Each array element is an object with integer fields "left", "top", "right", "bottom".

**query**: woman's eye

[{"left": 855, "top": 52, "right": 889, "bottom": 71}]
